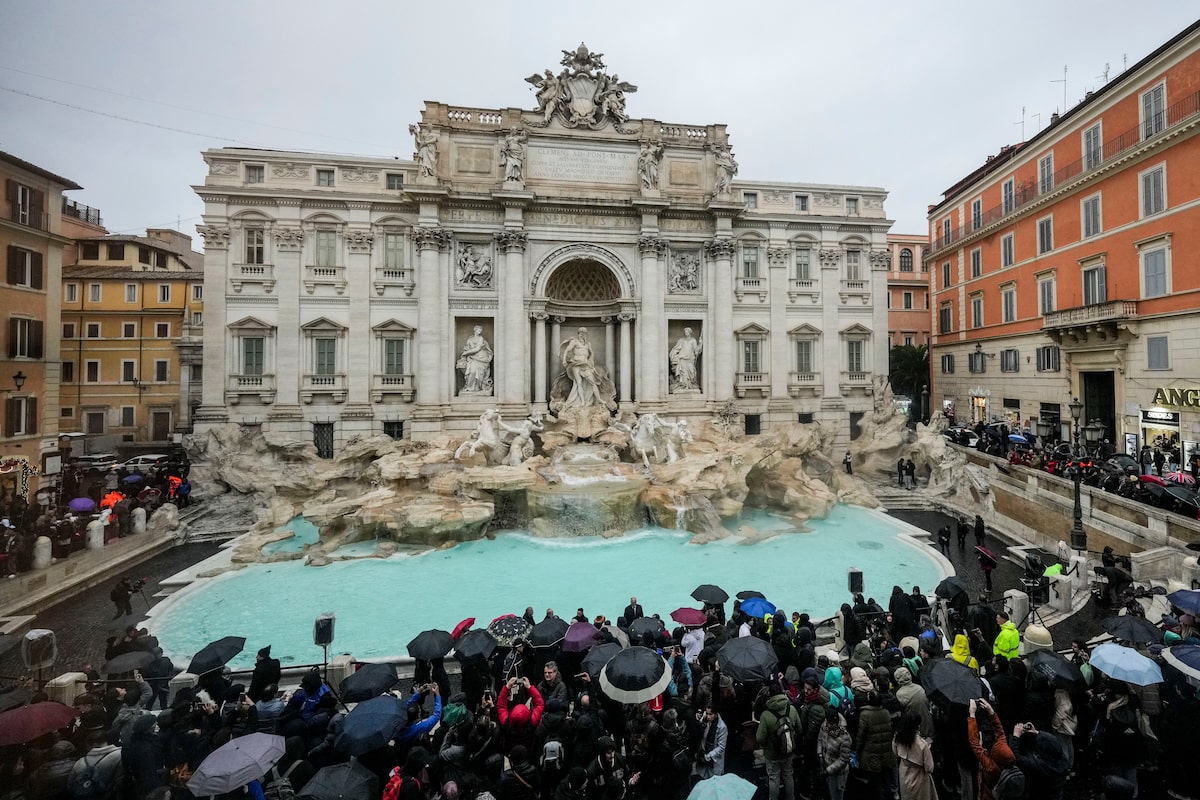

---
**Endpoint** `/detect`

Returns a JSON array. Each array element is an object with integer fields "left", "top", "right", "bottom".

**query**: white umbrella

[{"left": 187, "top": 733, "right": 286, "bottom": 796}]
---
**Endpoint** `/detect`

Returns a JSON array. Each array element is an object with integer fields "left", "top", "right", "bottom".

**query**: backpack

[
  {"left": 772, "top": 708, "right": 796, "bottom": 756},
  {"left": 382, "top": 766, "right": 420, "bottom": 800},
  {"left": 830, "top": 686, "right": 856, "bottom": 718},
  {"left": 993, "top": 765, "right": 1026, "bottom": 800},
  {"left": 540, "top": 736, "right": 564, "bottom": 771},
  {"left": 262, "top": 762, "right": 300, "bottom": 800},
  {"left": 72, "top": 754, "right": 110, "bottom": 799}
]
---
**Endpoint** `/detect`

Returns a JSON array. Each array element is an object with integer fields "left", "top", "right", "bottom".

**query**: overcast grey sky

[{"left": 2, "top": 2, "right": 1196, "bottom": 242}]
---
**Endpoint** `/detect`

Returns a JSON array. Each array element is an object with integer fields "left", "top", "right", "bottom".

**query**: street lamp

[
  {"left": 1068, "top": 397, "right": 1084, "bottom": 456},
  {"left": 1066, "top": 397, "right": 1088, "bottom": 553},
  {"left": 1083, "top": 419, "right": 1105, "bottom": 456},
  {"left": 1035, "top": 417, "right": 1053, "bottom": 444},
  {"left": 921, "top": 384, "right": 929, "bottom": 423},
  {"left": 12, "top": 371, "right": 26, "bottom": 391}
]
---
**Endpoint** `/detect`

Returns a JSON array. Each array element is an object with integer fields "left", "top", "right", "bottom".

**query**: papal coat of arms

[{"left": 525, "top": 43, "right": 638, "bottom": 133}]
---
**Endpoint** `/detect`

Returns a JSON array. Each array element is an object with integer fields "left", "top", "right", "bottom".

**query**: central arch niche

[{"left": 545, "top": 259, "right": 622, "bottom": 306}]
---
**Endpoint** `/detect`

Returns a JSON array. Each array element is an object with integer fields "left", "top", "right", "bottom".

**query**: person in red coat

[{"left": 497, "top": 676, "right": 544, "bottom": 755}]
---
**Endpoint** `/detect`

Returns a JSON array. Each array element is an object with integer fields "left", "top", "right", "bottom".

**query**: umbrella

[
  {"left": 406, "top": 629, "right": 454, "bottom": 661},
  {"left": 451, "top": 617, "right": 475, "bottom": 640},
  {"left": 529, "top": 617, "right": 570, "bottom": 648},
  {"left": 670, "top": 607, "right": 708, "bottom": 626},
  {"left": 601, "top": 624, "right": 631, "bottom": 649},
  {"left": 1164, "top": 485, "right": 1197, "bottom": 505},
  {"left": 691, "top": 584, "right": 729, "bottom": 604},
  {"left": 688, "top": 773, "right": 757, "bottom": 800},
  {"left": 599, "top": 646, "right": 672, "bottom": 704},
  {"left": 1140, "top": 474, "right": 1167, "bottom": 486},
  {"left": 122, "top": 474, "right": 145, "bottom": 484},
  {"left": 453, "top": 629, "right": 498, "bottom": 664},
  {"left": 1008, "top": 434, "right": 1028, "bottom": 444},
  {"left": 187, "top": 635, "right": 246, "bottom": 676},
  {"left": 628, "top": 617, "right": 666, "bottom": 641},
  {"left": 1161, "top": 644, "right": 1200, "bottom": 680},
  {"left": 581, "top": 642, "right": 623, "bottom": 678},
  {"left": 935, "top": 575, "right": 970, "bottom": 599},
  {"left": 1024, "top": 649, "right": 1086, "bottom": 691},
  {"left": 187, "top": 732, "right": 286, "bottom": 795},
  {"left": 1100, "top": 615, "right": 1163, "bottom": 645},
  {"left": 920, "top": 657, "right": 984, "bottom": 707},
  {"left": 298, "top": 760, "right": 379, "bottom": 800},
  {"left": 0, "top": 686, "right": 31, "bottom": 714},
  {"left": 736, "top": 590, "right": 766, "bottom": 600},
  {"left": 1168, "top": 589, "right": 1200, "bottom": 616},
  {"left": 1166, "top": 471, "right": 1197, "bottom": 486},
  {"left": 103, "top": 650, "right": 156, "bottom": 675},
  {"left": 68, "top": 497, "right": 96, "bottom": 513},
  {"left": 335, "top": 695, "right": 406, "bottom": 756},
  {"left": 338, "top": 663, "right": 399, "bottom": 703},
  {"left": 740, "top": 596, "right": 776, "bottom": 619},
  {"left": 106, "top": 614, "right": 149, "bottom": 634},
  {"left": 975, "top": 546, "right": 999, "bottom": 565},
  {"left": 0, "top": 701, "right": 77, "bottom": 746},
  {"left": 486, "top": 615, "right": 531, "bottom": 647},
  {"left": 101, "top": 491, "right": 125, "bottom": 509},
  {"left": 562, "top": 621, "right": 599, "bottom": 653},
  {"left": 717, "top": 636, "right": 778, "bottom": 683},
  {"left": 1089, "top": 642, "right": 1164, "bottom": 686}
]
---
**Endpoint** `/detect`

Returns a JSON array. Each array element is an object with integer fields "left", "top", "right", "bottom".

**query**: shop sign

[
  {"left": 1151, "top": 387, "right": 1200, "bottom": 407},
  {"left": 1141, "top": 408, "right": 1180, "bottom": 424}
]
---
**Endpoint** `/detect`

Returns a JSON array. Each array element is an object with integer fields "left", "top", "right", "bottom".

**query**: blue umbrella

[
  {"left": 68, "top": 497, "right": 96, "bottom": 513},
  {"left": 1162, "top": 644, "right": 1200, "bottom": 680},
  {"left": 122, "top": 474, "right": 145, "bottom": 484},
  {"left": 1167, "top": 589, "right": 1200, "bottom": 616},
  {"left": 1089, "top": 642, "right": 1163, "bottom": 686},
  {"left": 1008, "top": 433, "right": 1029, "bottom": 444},
  {"left": 688, "top": 773, "right": 757, "bottom": 800},
  {"left": 740, "top": 596, "right": 776, "bottom": 619},
  {"left": 335, "top": 695, "right": 405, "bottom": 756}
]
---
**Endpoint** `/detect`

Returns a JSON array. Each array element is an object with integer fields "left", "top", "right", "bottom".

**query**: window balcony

[
  {"left": 8, "top": 204, "right": 47, "bottom": 231},
  {"left": 787, "top": 371, "right": 822, "bottom": 398},
  {"left": 1043, "top": 300, "right": 1138, "bottom": 347},
  {"left": 225, "top": 373, "right": 275, "bottom": 405},
  {"left": 373, "top": 266, "right": 415, "bottom": 297},
  {"left": 734, "top": 371, "right": 770, "bottom": 398},
  {"left": 734, "top": 276, "right": 768, "bottom": 303},
  {"left": 230, "top": 263, "right": 275, "bottom": 293},
  {"left": 372, "top": 373, "right": 415, "bottom": 403},
  {"left": 839, "top": 371, "right": 871, "bottom": 396},
  {"left": 301, "top": 373, "right": 347, "bottom": 404},
  {"left": 787, "top": 278, "right": 819, "bottom": 304},
  {"left": 839, "top": 280, "right": 870, "bottom": 305},
  {"left": 304, "top": 264, "right": 347, "bottom": 294}
]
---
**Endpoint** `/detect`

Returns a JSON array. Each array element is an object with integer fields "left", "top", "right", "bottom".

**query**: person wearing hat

[
  {"left": 691, "top": 708, "right": 727, "bottom": 781},
  {"left": 248, "top": 645, "right": 281, "bottom": 702},
  {"left": 589, "top": 735, "right": 634, "bottom": 795}
]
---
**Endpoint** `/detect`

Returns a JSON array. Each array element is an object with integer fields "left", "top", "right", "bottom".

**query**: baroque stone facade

[{"left": 193, "top": 44, "right": 892, "bottom": 452}]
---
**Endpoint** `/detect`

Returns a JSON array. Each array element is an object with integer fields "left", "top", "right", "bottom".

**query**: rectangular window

[
  {"left": 386, "top": 173, "right": 404, "bottom": 190},
  {"left": 1143, "top": 83, "right": 1166, "bottom": 139},
  {"left": 795, "top": 194, "right": 809, "bottom": 212},
  {"left": 794, "top": 248, "right": 810, "bottom": 280},
  {"left": 383, "top": 420, "right": 404, "bottom": 440},
  {"left": 108, "top": 243, "right": 125, "bottom": 261},
  {"left": 384, "top": 339, "right": 406, "bottom": 374},
  {"left": 246, "top": 164, "right": 265, "bottom": 184},
  {"left": 191, "top": 311, "right": 203, "bottom": 326},
  {"left": 971, "top": 198, "right": 982, "bottom": 230},
  {"left": 316, "top": 168, "right": 335, "bottom": 187},
  {"left": 1036, "top": 345, "right": 1061, "bottom": 372},
  {"left": 192, "top": 284, "right": 203, "bottom": 301},
  {"left": 1141, "top": 165, "right": 1165, "bottom": 217},
  {"left": 1039, "top": 277, "right": 1056, "bottom": 315},
  {"left": 313, "top": 422, "right": 335, "bottom": 458},
  {"left": 846, "top": 250, "right": 861, "bottom": 281},
  {"left": 85, "top": 410, "right": 104, "bottom": 434},
  {"left": 970, "top": 248, "right": 982, "bottom": 278},
  {"left": 903, "top": 291, "right": 913, "bottom": 310},
  {"left": 120, "top": 406, "right": 134, "bottom": 427},
  {"left": 1147, "top": 335, "right": 1169, "bottom": 370},
  {"left": 1083, "top": 264, "right": 1107, "bottom": 305},
  {"left": 742, "top": 340, "right": 760, "bottom": 373},
  {"left": 1002, "top": 287, "right": 1016, "bottom": 322},
  {"left": 969, "top": 352, "right": 986, "bottom": 374},
  {"left": 245, "top": 229, "right": 265, "bottom": 264},
  {"left": 847, "top": 340, "right": 864, "bottom": 373},
  {"left": 65, "top": 283, "right": 78, "bottom": 303},
  {"left": 742, "top": 192, "right": 758, "bottom": 209},
  {"left": 1039, "top": 154, "right": 1054, "bottom": 193},
  {"left": 941, "top": 262, "right": 951, "bottom": 288},
  {"left": 941, "top": 218, "right": 951, "bottom": 244},
  {"left": 940, "top": 354, "right": 955, "bottom": 374},
  {"left": 1142, "top": 247, "right": 1168, "bottom": 298},
  {"left": 1000, "top": 349, "right": 1020, "bottom": 373},
  {"left": 385, "top": 233, "right": 404, "bottom": 270},
  {"left": 970, "top": 296, "right": 983, "bottom": 329},
  {"left": 315, "top": 338, "right": 336, "bottom": 375},
  {"left": 1037, "top": 216, "right": 1053, "bottom": 254},
  {"left": 742, "top": 246, "right": 759, "bottom": 278},
  {"left": 62, "top": 361, "right": 74, "bottom": 382},
  {"left": 61, "top": 406, "right": 73, "bottom": 418},
  {"left": 6, "top": 246, "right": 43, "bottom": 288},
  {"left": 63, "top": 323, "right": 75, "bottom": 339},
  {"left": 86, "top": 322, "right": 100, "bottom": 338},
  {"left": 155, "top": 360, "right": 169, "bottom": 382},
  {"left": 122, "top": 360, "right": 136, "bottom": 382},
  {"left": 939, "top": 305, "right": 952, "bottom": 334},
  {"left": 846, "top": 198, "right": 859, "bottom": 215},
  {"left": 315, "top": 230, "right": 337, "bottom": 267},
  {"left": 243, "top": 337, "right": 264, "bottom": 375},
  {"left": 1082, "top": 194, "right": 1102, "bottom": 238},
  {"left": 138, "top": 246, "right": 152, "bottom": 264},
  {"left": 1002, "top": 179, "right": 1015, "bottom": 214},
  {"left": 1001, "top": 234, "right": 1014, "bottom": 267},
  {"left": 155, "top": 251, "right": 166, "bottom": 268},
  {"left": 158, "top": 284, "right": 171, "bottom": 303},
  {"left": 85, "top": 361, "right": 100, "bottom": 382},
  {"left": 4, "top": 396, "right": 35, "bottom": 436},
  {"left": 124, "top": 284, "right": 137, "bottom": 303},
  {"left": 122, "top": 322, "right": 136, "bottom": 338},
  {"left": 7, "top": 317, "right": 44, "bottom": 358},
  {"left": 88, "top": 283, "right": 101, "bottom": 302},
  {"left": 81, "top": 242, "right": 99, "bottom": 260},
  {"left": 1084, "top": 123, "right": 1103, "bottom": 170},
  {"left": 795, "top": 340, "right": 812, "bottom": 373}
]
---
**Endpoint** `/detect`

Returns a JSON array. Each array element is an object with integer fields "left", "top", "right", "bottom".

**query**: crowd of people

[{"left": 3, "top": 577, "right": 1200, "bottom": 800}]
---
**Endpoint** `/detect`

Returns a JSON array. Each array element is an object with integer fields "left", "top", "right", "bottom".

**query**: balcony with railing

[
  {"left": 734, "top": 275, "right": 768, "bottom": 303},
  {"left": 734, "top": 371, "right": 770, "bottom": 398},
  {"left": 62, "top": 198, "right": 102, "bottom": 227},
  {"left": 839, "top": 371, "right": 872, "bottom": 396},
  {"left": 8, "top": 202, "right": 47, "bottom": 231},
  {"left": 301, "top": 373, "right": 347, "bottom": 404},
  {"left": 1043, "top": 300, "right": 1138, "bottom": 328},
  {"left": 787, "top": 278, "right": 819, "bottom": 303},
  {"left": 225, "top": 373, "right": 276, "bottom": 405},
  {"left": 374, "top": 266, "right": 415, "bottom": 296},
  {"left": 372, "top": 373, "right": 415, "bottom": 403},
  {"left": 928, "top": 88, "right": 1200, "bottom": 256},
  {"left": 304, "top": 264, "right": 346, "bottom": 294},
  {"left": 839, "top": 279, "right": 870, "bottom": 304},
  {"left": 787, "top": 371, "right": 822, "bottom": 397},
  {"left": 231, "top": 263, "right": 276, "bottom": 293}
]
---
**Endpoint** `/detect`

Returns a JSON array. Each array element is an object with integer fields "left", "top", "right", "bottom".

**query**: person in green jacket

[
  {"left": 756, "top": 688, "right": 803, "bottom": 800},
  {"left": 993, "top": 611, "right": 1021, "bottom": 660}
]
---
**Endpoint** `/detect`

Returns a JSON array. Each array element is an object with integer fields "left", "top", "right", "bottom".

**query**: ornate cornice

[
  {"left": 413, "top": 226, "right": 450, "bottom": 251},
  {"left": 494, "top": 230, "right": 529, "bottom": 254},
  {"left": 196, "top": 225, "right": 231, "bottom": 249},
  {"left": 346, "top": 230, "right": 375, "bottom": 253}
]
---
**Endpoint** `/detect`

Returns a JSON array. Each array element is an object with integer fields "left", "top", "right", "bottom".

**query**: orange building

[
  {"left": 885, "top": 233, "right": 930, "bottom": 348},
  {"left": 927, "top": 20, "right": 1200, "bottom": 460}
]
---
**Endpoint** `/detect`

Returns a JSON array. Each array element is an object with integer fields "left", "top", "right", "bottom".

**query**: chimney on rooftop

[{"left": 1050, "top": 112, "right": 1060, "bottom": 125}]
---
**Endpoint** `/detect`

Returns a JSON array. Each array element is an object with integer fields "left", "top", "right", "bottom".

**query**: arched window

[{"left": 899, "top": 248, "right": 914, "bottom": 272}]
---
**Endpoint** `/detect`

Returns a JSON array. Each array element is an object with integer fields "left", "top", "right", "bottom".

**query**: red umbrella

[
  {"left": 975, "top": 546, "right": 998, "bottom": 565},
  {"left": 0, "top": 701, "right": 78, "bottom": 746},
  {"left": 451, "top": 617, "right": 475, "bottom": 640},
  {"left": 1140, "top": 474, "right": 1167, "bottom": 486},
  {"left": 670, "top": 607, "right": 708, "bottom": 626}
]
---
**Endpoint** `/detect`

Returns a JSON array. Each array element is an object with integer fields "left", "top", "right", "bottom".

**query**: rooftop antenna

[
  {"left": 1097, "top": 63, "right": 1110, "bottom": 84},
  {"left": 1014, "top": 106, "right": 1026, "bottom": 140},
  {"left": 1031, "top": 112, "right": 1042, "bottom": 133},
  {"left": 1051, "top": 65, "right": 1068, "bottom": 113}
]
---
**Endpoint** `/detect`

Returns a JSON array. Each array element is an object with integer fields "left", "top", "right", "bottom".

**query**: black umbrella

[
  {"left": 691, "top": 584, "right": 729, "bottom": 604},
  {"left": 599, "top": 646, "right": 672, "bottom": 704},
  {"left": 529, "top": 617, "right": 570, "bottom": 648},
  {"left": 298, "top": 760, "right": 379, "bottom": 800},
  {"left": 334, "top": 695, "right": 405, "bottom": 756},
  {"left": 920, "top": 657, "right": 984, "bottom": 707},
  {"left": 628, "top": 617, "right": 666, "bottom": 641},
  {"left": 103, "top": 650, "right": 156, "bottom": 675},
  {"left": 736, "top": 590, "right": 767, "bottom": 600},
  {"left": 1024, "top": 649, "right": 1086, "bottom": 691},
  {"left": 581, "top": 642, "right": 623, "bottom": 678},
  {"left": 338, "top": 663, "right": 399, "bottom": 703},
  {"left": 0, "top": 686, "right": 31, "bottom": 714},
  {"left": 406, "top": 629, "right": 454, "bottom": 661},
  {"left": 1100, "top": 615, "right": 1163, "bottom": 645},
  {"left": 935, "top": 576, "right": 970, "bottom": 599},
  {"left": 187, "top": 635, "right": 246, "bottom": 676},
  {"left": 717, "top": 636, "right": 779, "bottom": 683},
  {"left": 453, "top": 629, "right": 498, "bottom": 664},
  {"left": 486, "top": 615, "right": 532, "bottom": 647}
]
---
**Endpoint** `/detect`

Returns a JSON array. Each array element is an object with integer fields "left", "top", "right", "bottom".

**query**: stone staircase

[{"left": 871, "top": 480, "right": 939, "bottom": 512}]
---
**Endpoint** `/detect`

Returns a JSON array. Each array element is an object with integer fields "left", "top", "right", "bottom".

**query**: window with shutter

[{"left": 1147, "top": 335, "right": 1170, "bottom": 370}]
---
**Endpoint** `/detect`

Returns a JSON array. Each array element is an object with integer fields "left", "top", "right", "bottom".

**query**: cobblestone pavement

[{"left": 0, "top": 542, "right": 220, "bottom": 683}]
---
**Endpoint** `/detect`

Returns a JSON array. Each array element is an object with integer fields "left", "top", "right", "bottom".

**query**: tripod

[{"left": 1019, "top": 578, "right": 1049, "bottom": 627}]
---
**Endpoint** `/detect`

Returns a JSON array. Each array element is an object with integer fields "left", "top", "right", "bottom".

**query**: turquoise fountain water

[{"left": 152, "top": 505, "right": 942, "bottom": 669}]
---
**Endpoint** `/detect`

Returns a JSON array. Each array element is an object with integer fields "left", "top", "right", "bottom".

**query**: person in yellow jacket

[
  {"left": 949, "top": 633, "right": 980, "bottom": 673},
  {"left": 993, "top": 611, "right": 1021, "bottom": 660}
]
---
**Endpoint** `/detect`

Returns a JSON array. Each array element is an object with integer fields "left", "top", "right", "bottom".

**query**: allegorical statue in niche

[
  {"left": 638, "top": 141, "right": 663, "bottom": 190},
  {"left": 409, "top": 123, "right": 438, "bottom": 178},
  {"left": 500, "top": 129, "right": 526, "bottom": 183},
  {"left": 712, "top": 143, "right": 738, "bottom": 195},
  {"left": 669, "top": 327, "right": 702, "bottom": 392},
  {"left": 457, "top": 245, "right": 493, "bottom": 288},
  {"left": 550, "top": 327, "right": 617, "bottom": 414},
  {"left": 456, "top": 325, "right": 494, "bottom": 395}
]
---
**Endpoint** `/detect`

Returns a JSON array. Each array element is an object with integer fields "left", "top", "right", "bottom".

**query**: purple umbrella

[
  {"left": 562, "top": 621, "right": 599, "bottom": 653},
  {"left": 122, "top": 474, "right": 145, "bottom": 484},
  {"left": 68, "top": 497, "right": 96, "bottom": 513}
]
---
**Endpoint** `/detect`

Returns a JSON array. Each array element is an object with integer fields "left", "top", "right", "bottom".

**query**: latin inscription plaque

[{"left": 528, "top": 144, "right": 637, "bottom": 184}]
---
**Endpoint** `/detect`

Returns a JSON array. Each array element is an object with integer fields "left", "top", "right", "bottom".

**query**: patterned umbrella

[
  {"left": 486, "top": 615, "right": 531, "bottom": 647},
  {"left": 1165, "top": 471, "right": 1196, "bottom": 486}
]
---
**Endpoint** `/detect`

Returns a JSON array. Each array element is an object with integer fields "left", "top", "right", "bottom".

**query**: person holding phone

[
  {"left": 967, "top": 698, "right": 1016, "bottom": 800},
  {"left": 497, "top": 676, "right": 544, "bottom": 755}
]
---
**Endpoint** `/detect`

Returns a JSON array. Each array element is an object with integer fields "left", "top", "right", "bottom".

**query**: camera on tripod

[{"left": 1021, "top": 554, "right": 1050, "bottom": 606}]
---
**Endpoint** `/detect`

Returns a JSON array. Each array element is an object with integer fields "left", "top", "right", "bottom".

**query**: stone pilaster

[
  {"left": 494, "top": 230, "right": 529, "bottom": 407},
  {"left": 414, "top": 226, "right": 450, "bottom": 413},
  {"left": 618, "top": 307, "right": 636, "bottom": 404},
  {"left": 767, "top": 247, "right": 791, "bottom": 402},
  {"left": 637, "top": 235, "right": 667, "bottom": 406},
  {"left": 705, "top": 239, "right": 736, "bottom": 401},
  {"left": 530, "top": 305, "right": 549, "bottom": 408}
]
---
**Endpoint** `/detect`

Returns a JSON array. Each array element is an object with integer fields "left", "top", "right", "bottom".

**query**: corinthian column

[
  {"left": 414, "top": 226, "right": 449, "bottom": 406},
  {"left": 637, "top": 236, "right": 667, "bottom": 405},
  {"left": 530, "top": 307, "right": 549, "bottom": 407},
  {"left": 706, "top": 239, "right": 736, "bottom": 401},
  {"left": 618, "top": 309, "right": 636, "bottom": 403},
  {"left": 494, "top": 230, "right": 529, "bottom": 407}
]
